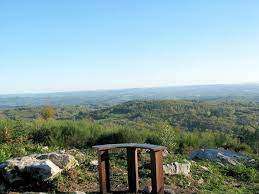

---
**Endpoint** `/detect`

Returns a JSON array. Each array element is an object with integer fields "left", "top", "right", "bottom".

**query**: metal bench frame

[{"left": 93, "top": 143, "right": 166, "bottom": 194}]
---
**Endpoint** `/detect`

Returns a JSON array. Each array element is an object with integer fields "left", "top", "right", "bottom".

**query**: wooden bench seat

[
  {"left": 93, "top": 143, "right": 167, "bottom": 194},
  {"left": 93, "top": 143, "right": 166, "bottom": 151}
]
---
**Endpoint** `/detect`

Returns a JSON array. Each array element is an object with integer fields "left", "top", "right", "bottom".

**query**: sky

[{"left": 0, "top": 0, "right": 259, "bottom": 94}]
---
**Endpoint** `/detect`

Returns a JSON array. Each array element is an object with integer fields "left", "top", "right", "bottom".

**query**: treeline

[
  {"left": 84, "top": 100, "right": 259, "bottom": 153},
  {"left": 0, "top": 99, "right": 258, "bottom": 154}
]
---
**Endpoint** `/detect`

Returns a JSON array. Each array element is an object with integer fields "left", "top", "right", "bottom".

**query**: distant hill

[
  {"left": 85, "top": 99, "right": 259, "bottom": 132},
  {"left": 0, "top": 83, "right": 259, "bottom": 109}
]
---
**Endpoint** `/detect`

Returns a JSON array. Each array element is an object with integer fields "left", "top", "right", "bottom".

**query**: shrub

[
  {"left": 95, "top": 127, "right": 148, "bottom": 145},
  {"left": 0, "top": 120, "right": 12, "bottom": 143},
  {"left": 0, "top": 119, "right": 30, "bottom": 143},
  {"left": 29, "top": 120, "right": 150, "bottom": 148},
  {"left": 145, "top": 135, "right": 163, "bottom": 145},
  {"left": 177, "top": 130, "right": 253, "bottom": 154},
  {"left": 223, "top": 164, "right": 256, "bottom": 182},
  {"left": 30, "top": 127, "right": 54, "bottom": 145},
  {"left": 0, "top": 145, "right": 12, "bottom": 162}
]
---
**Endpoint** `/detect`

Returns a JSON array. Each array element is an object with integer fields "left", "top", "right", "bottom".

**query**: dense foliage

[{"left": 82, "top": 100, "right": 258, "bottom": 154}]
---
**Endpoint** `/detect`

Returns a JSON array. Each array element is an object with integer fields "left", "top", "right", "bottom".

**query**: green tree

[{"left": 157, "top": 122, "right": 177, "bottom": 151}]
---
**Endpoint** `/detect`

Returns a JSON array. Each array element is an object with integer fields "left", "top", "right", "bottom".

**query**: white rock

[
  {"left": 0, "top": 152, "right": 78, "bottom": 185},
  {"left": 36, "top": 152, "right": 78, "bottom": 170},
  {"left": 90, "top": 159, "right": 98, "bottom": 166},
  {"left": 198, "top": 178, "right": 204, "bottom": 184},
  {"left": 4, "top": 156, "right": 39, "bottom": 171},
  {"left": 163, "top": 161, "right": 191, "bottom": 176},
  {"left": 200, "top": 165, "right": 209, "bottom": 171},
  {"left": 162, "top": 149, "right": 169, "bottom": 157},
  {"left": 89, "top": 160, "right": 99, "bottom": 172}
]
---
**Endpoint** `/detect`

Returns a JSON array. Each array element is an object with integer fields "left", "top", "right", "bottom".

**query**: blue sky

[{"left": 0, "top": 0, "right": 259, "bottom": 94}]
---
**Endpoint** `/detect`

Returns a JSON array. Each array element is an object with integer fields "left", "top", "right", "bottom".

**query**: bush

[
  {"left": 0, "top": 145, "right": 12, "bottom": 162},
  {"left": 30, "top": 127, "right": 54, "bottom": 145},
  {"left": 30, "top": 120, "right": 93, "bottom": 147},
  {"left": 223, "top": 164, "right": 256, "bottom": 182},
  {"left": 0, "top": 119, "right": 31, "bottom": 144},
  {"left": 29, "top": 120, "right": 150, "bottom": 148},
  {"left": 176, "top": 130, "right": 253, "bottom": 154},
  {"left": 95, "top": 128, "right": 148, "bottom": 145},
  {"left": 145, "top": 135, "right": 163, "bottom": 145}
]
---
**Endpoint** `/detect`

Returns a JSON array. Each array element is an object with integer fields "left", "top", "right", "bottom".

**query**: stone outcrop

[
  {"left": 189, "top": 148, "right": 250, "bottom": 165},
  {"left": 0, "top": 151, "right": 78, "bottom": 191}
]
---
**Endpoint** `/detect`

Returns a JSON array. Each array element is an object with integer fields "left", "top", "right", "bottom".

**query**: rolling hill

[{"left": 1, "top": 83, "right": 259, "bottom": 109}]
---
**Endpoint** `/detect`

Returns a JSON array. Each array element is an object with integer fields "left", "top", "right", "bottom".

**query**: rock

[
  {"left": 0, "top": 151, "right": 78, "bottom": 191},
  {"left": 21, "top": 193, "right": 49, "bottom": 194},
  {"left": 189, "top": 149, "right": 250, "bottom": 165},
  {"left": 142, "top": 185, "right": 152, "bottom": 193},
  {"left": 89, "top": 159, "right": 98, "bottom": 171},
  {"left": 163, "top": 161, "right": 191, "bottom": 176},
  {"left": 36, "top": 152, "right": 78, "bottom": 170},
  {"left": 90, "top": 159, "right": 98, "bottom": 166},
  {"left": 198, "top": 178, "right": 204, "bottom": 184},
  {"left": 200, "top": 165, "right": 209, "bottom": 171},
  {"left": 67, "top": 149, "right": 86, "bottom": 164},
  {"left": 42, "top": 146, "right": 49, "bottom": 151},
  {"left": 249, "top": 159, "right": 255, "bottom": 163},
  {"left": 164, "top": 188, "right": 176, "bottom": 194},
  {"left": 162, "top": 149, "right": 169, "bottom": 157},
  {"left": 24, "top": 159, "right": 62, "bottom": 181},
  {"left": 217, "top": 152, "right": 238, "bottom": 165}
]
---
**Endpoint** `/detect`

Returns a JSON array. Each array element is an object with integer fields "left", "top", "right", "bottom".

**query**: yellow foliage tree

[{"left": 40, "top": 106, "right": 56, "bottom": 120}]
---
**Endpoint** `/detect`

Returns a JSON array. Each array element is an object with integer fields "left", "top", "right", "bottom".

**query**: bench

[{"left": 93, "top": 143, "right": 167, "bottom": 194}]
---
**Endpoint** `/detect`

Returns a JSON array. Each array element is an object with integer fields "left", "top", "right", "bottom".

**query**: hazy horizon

[
  {"left": 0, "top": 82, "right": 258, "bottom": 96},
  {"left": 1, "top": 1, "right": 259, "bottom": 94}
]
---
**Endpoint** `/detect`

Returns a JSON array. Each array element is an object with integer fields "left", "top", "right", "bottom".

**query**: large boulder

[
  {"left": 24, "top": 160, "right": 62, "bottom": 181},
  {"left": 0, "top": 151, "right": 78, "bottom": 190},
  {"left": 36, "top": 152, "right": 78, "bottom": 170},
  {"left": 163, "top": 161, "right": 191, "bottom": 176},
  {"left": 189, "top": 148, "right": 250, "bottom": 165}
]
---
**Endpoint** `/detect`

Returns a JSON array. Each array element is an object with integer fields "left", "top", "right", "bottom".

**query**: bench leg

[
  {"left": 150, "top": 150, "right": 164, "bottom": 194},
  {"left": 98, "top": 150, "right": 110, "bottom": 194},
  {"left": 127, "top": 147, "right": 139, "bottom": 193}
]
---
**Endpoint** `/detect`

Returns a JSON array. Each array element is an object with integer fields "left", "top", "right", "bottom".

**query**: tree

[
  {"left": 40, "top": 106, "right": 56, "bottom": 120},
  {"left": 156, "top": 122, "right": 177, "bottom": 151}
]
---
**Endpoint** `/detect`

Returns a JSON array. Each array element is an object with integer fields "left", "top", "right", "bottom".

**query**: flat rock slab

[{"left": 189, "top": 148, "right": 250, "bottom": 165}]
